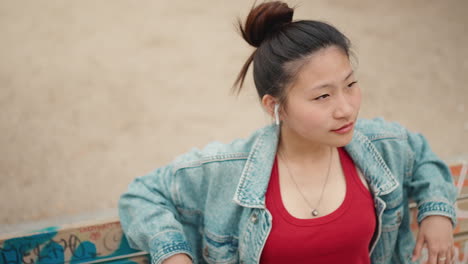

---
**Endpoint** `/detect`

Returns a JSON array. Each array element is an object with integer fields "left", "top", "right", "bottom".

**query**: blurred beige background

[{"left": 0, "top": 0, "right": 467, "bottom": 226}]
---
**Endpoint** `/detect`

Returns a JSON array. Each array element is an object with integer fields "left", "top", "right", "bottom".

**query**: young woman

[{"left": 118, "top": 1, "right": 457, "bottom": 264}]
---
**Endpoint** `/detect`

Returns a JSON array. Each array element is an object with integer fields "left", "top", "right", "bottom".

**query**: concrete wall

[{"left": 0, "top": 0, "right": 467, "bottom": 224}]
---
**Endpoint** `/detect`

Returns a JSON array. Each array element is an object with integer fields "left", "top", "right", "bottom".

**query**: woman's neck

[{"left": 277, "top": 126, "right": 333, "bottom": 164}]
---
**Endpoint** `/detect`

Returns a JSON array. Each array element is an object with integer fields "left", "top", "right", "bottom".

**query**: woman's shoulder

[
  {"left": 355, "top": 117, "right": 408, "bottom": 140},
  {"left": 171, "top": 125, "right": 273, "bottom": 169}
]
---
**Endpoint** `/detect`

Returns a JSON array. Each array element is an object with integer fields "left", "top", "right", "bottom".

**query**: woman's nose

[{"left": 333, "top": 93, "right": 354, "bottom": 119}]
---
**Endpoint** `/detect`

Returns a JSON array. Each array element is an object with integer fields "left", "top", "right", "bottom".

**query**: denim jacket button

[{"left": 250, "top": 213, "right": 258, "bottom": 224}]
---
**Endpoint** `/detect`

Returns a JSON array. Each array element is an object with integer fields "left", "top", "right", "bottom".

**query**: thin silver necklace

[{"left": 278, "top": 147, "right": 333, "bottom": 217}]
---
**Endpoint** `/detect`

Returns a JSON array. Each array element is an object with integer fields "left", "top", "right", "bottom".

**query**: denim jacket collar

[
  {"left": 344, "top": 130, "right": 399, "bottom": 196},
  {"left": 233, "top": 124, "right": 399, "bottom": 208},
  {"left": 233, "top": 125, "right": 279, "bottom": 208}
]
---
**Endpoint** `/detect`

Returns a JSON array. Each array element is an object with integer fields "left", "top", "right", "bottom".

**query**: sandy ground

[{"left": 0, "top": 0, "right": 467, "bottom": 227}]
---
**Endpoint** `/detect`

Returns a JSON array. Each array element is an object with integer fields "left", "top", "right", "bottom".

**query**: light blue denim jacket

[{"left": 119, "top": 118, "right": 457, "bottom": 264}]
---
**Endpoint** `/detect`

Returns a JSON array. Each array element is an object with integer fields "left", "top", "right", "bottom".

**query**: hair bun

[{"left": 239, "top": 1, "right": 294, "bottom": 48}]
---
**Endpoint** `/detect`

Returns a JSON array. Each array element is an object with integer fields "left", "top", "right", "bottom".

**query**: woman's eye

[
  {"left": 347, "top": 81, "right": 358, "bottom": 88},
  {"left": 314, "top": 94, "right": 330, "bottom": 100}
]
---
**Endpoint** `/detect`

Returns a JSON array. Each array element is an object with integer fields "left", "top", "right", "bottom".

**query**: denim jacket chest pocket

[{"left": 201, "top": 230, "right": 239, "bottom": 264}]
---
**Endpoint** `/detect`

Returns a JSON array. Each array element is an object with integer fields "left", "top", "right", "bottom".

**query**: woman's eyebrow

[
  {"left": 343, "top": 70, "right": 354, "bottom": 81},
  {"left": 309, "top": 70, "right": 355, "bottom": 91}
]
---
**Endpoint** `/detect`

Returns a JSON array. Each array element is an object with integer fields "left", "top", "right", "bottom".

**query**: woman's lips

[{"left": 331, "top": 122, "right": 354, "bottom": 134}]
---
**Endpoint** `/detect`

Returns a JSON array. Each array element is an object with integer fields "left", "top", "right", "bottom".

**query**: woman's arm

[
  {"left": 162, "top": 254, "right": 193, "bottom": 264},
  {"left": 406, "top": 131, "right": 457, "bottom": 263},
  {"left": 406, "top": 131, "right": 457, "bottom": 225},
  {"left": 118, "top": 164, "right": 194, "bottom": 264}
]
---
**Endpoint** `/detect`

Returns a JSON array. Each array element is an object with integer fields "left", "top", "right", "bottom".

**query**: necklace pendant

[{"left": 311, "top": 209, "right": 319, "bottom": 216}]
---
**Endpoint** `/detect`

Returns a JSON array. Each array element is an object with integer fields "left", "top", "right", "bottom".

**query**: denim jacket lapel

[
  {"left": 233, "top": 125, "right": 279, "bottom": 208},
  {"left": 345, "top": 129, "right": 399, "bottom": 196}
]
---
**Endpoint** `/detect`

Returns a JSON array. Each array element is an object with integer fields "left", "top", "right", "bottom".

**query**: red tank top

[{"left": 260, "top": 147, "right": 376, "bottom": 264}]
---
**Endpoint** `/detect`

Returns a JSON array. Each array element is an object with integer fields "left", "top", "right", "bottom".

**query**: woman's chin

[{"left": 330, "top": 131, "right": 355, "bottom": 147}]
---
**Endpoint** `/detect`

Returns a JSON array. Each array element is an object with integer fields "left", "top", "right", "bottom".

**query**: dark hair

[{"left": 233, "top": 1, "right": 352, "bottom": 105}]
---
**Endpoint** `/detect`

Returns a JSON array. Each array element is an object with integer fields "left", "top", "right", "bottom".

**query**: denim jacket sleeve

[
  {"left": 406, "top": 130, "right": 457, "bottom": 226},
  {"left": 118, "top": 164, "right": 194, "bottom": 264}
]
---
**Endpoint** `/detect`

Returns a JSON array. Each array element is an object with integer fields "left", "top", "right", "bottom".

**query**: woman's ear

[
  {"left": 261, "top": 95, "right": 281, "bottom": 125},
  {"left": 261, "top": 94, "right": 277, "bottom": 118}
]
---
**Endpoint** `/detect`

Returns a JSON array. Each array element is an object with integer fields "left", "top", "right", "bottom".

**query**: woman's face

[{"left": 281, "top": 45, "right": 361, "bottom": 148}]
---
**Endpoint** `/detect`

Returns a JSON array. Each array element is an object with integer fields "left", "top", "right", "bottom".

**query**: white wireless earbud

[{"left": 274, "top": 103, "right": 280, "bottom": 125}]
